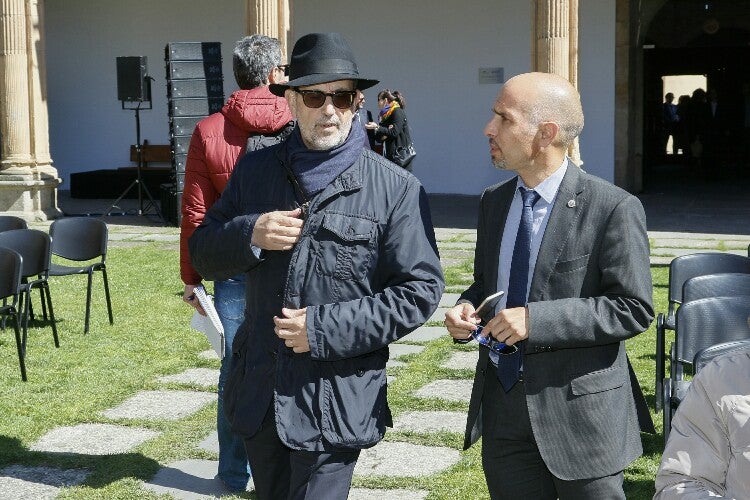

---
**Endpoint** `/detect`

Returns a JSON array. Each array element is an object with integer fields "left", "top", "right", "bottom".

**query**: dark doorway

[{"left": 642, "top": 1, "right": 750, "bottom": 192}]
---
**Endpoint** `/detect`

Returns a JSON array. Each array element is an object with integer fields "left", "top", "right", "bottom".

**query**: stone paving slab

[
  {"left": 198, "top": 431, "right": 219, "bottom": 454},
  {"left": 30, "top": 423, "right": 160, "bottom": 455},
  {"left": 428, "top": 307, "right": 449, "bottom": 324},
  {"left": 392, "top": 410, "right": 467, "bottom": 434},
  {"left": 354, "top": 441, "right": 460, "bottom": 478},
  {"left": 397, "top": 326, "right": 446, "bottom": 343},
  {"left": 389, "top": 344, "right": 425, "bottom": 359},
  {"left": 131, "top": 234, "right": 180, "bottom": 242},
  {"left": 387, "top": 359, "right": 407, "bottom": 369},
  {"left": 648, "top": 231, "right": 750, "bottom": 241},
  {"left": 158, "top": 368, "right": 220, "bottom": 388},
  {"left": 652, "top": 238, "right": 750, "bottom": 249},
  {"left": 651, "top": 247, "right": 748, "bottom": 258},
  {"left": 349, "top": 488, "right": 428, "bottom": 499},
  {"left": 414, "top": 379, "right": 473, "bottom": 403},
  {"left": 441, "top": 350, "right": 479, "bottom": 370},
  {"left": 0, "top": 465, "right": 89, "bottom": 500},
  {"left": 198, "top": 349, "right": 220, "bottom": 360},
  {"left": 440, "top": 292, "right": 460, "bottom": 307},
  {"left": 102, "top": 390, "right": 215, "bottom": 421},
  {"left": 143, "top": 459, "right": 254, "bottom": 499}
]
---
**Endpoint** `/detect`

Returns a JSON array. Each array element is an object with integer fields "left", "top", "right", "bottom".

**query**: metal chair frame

[
  {"left": 48, "top": 217, "right": 112, "bottom": 334},
  {"left": 662, "top": 295, "right": 750, "bottom": 443},
  {"left": 0, "top": 247, "right": 27, "bottom": 380},
  {"left": 0, "top": 229, "right": 59, "bottom": 349},
  {"left": 654, "top": 253, "right": 750, "bottom": 411}
]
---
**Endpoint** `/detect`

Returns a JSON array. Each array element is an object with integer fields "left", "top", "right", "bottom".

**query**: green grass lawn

[{"left": 0, "top": 244, "right": 670, "bottom": 499}]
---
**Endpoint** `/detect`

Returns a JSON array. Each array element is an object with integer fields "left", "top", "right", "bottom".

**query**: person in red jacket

[{"left": 179, "top": 34, "right": 293, "bottom": 494}]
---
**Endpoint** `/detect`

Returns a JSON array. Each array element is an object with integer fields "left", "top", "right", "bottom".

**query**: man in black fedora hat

[{"left": 189, "top": 32, "right": 444, "bottom": 499}]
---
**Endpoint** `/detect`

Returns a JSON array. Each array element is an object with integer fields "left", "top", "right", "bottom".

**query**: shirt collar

[{"left": 516, "top": 158, "right": 568, "bottom": 204}]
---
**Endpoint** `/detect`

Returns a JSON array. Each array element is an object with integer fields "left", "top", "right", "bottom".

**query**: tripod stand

[{"left": 106, "top": 99, "right": 163, "bottom": 220}]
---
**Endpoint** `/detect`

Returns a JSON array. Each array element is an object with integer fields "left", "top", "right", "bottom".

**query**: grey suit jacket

[{"left": 460, "top": 164, "right": 654, "bottom": 480}]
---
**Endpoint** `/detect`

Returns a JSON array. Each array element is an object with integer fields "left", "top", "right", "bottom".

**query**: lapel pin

[{"left": 567, "top": 199, "right": 576, "bottom": 208}]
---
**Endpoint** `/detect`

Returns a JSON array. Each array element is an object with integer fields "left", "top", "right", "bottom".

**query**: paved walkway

[{"left": 2, "top": 190, "right": 748, "bottom": 499}]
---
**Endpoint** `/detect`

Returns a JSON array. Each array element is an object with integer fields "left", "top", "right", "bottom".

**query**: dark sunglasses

[
  {"left": 469, "top": 325, "right": 517, "bottom": 354},
  {"left": 276, "top": 64, "right": 289, "bottom": 76},
  {"left": 294, "top": 89, "right": 357, "bottom": 110}
]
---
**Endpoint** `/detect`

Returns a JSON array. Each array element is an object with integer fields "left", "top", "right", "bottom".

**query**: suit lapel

[
  {"left": 487, "top": 180, "right": 516, "bottom": 294},
  {"left": 529, "top": 162, "right": 585, "bottom": 301}
]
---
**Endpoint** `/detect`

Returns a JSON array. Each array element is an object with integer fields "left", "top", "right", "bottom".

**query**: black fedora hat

[{"left": 269, "top": 32, "right": 378, "bottom": 97}]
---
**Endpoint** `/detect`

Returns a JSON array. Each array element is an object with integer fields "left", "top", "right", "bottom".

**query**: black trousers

[
  {"left": 481, "top": 370, "right": 625, "bottom": 500},
  {"left": 243, "top": 405, "right": 360, "bottom": 500}
]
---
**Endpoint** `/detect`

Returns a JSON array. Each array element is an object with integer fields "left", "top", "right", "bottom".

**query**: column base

[{"left": 0, "top": 166, "right": 63, "bottom": 221}]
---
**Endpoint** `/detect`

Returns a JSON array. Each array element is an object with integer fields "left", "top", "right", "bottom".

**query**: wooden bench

[{"left": 129, "top": 141, "right": 172, "bottom": 168}]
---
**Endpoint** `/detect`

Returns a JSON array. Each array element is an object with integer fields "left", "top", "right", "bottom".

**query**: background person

[
  {"left": 179, "top": 34, "right": 293, "bottom": 493},
  {"left": 444, "top": 72, "right": 654, "bottom": 500},
  {"left": 365, "top": 89, "right": 414, "bottom": 170},
  {"left": 654, "top": 347, "right": 750, "bottom": 499},
  {"left": 189, "top": 32, "right": 444, "bottom": 499}
]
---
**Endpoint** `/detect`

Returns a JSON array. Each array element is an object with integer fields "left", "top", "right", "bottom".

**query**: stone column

[
  {"left": 245, "top": 0, "right": 290, "bottom": 58},
  {"left": 532, "top": 0, "right": 581, "bottom": 165},
  {"left": 0, "top": 0, "right": 61, "bottom": 220}
]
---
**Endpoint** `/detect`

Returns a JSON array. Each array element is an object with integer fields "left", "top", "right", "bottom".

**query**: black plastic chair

[
  {"left": 654, "top": 253, "right": 750, "bottom": 411},
  {"left": 0, "top": 215, "right": 28, "bottom": 233},
  {"left": 693, "top": 339, "right": 750, "bottom": 374},
  {"left": 682, "top": 273, "right": 750, "bottom": 304},
  {"left": 0, "top": 229, "right": 59, "bottom": 348},
  {"left": 662, "top": 295, "right": 750, "bottom": 443},
  {"left": 48, "top": 217, "right": 112, "bottom": 334},
  {"left": 0, "top": 247, "right": 27, "bottom": 381}
]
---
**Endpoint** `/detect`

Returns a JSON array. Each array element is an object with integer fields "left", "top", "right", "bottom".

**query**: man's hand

[
  {"left": 251, "top": 208, "right": 304, "bottom": 251},
  {"left": 183, "top": 284, "right": 206, "bottom": 316},
  {"left": 482, "top": 306, "right": 529, "bottom": 346},
  {"left": 274, "top": 307, "right": 310, "bottom": 353},
  {"left": 444, "top": 303, "right": 481, "bottom": 342}
]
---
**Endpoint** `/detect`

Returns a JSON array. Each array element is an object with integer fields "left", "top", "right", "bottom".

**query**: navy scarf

[{"left": 285, "top": 118, "right": 366, "bottom": 199}]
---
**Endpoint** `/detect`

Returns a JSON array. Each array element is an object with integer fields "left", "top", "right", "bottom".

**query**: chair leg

[
  {"left": 102, "top": 267, "right": 113, "bottom": 325},
  {"left": 43, "top": 283, "right": 59, "bottom": 348},
  {"left": 655, "top": 313, "right": 665, "bottom": 412},
  {"left": 663, "top": 379, "right": 672, "bottom": 446},
  {"left": 84, "top": 270, "right": 93, "bottom": 334},
  {"left": 39, "top": 286, "right": 48, "bottom": 321},
  {"left": 12, "top": 312, "right": 27, "bottom": 382}
]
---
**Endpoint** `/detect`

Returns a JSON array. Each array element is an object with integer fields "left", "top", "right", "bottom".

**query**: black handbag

[
  {"left": 393, "top": 143, "right": 416, "bottom": 167},
  {"left": 392, "top": 115, "right": 416, "bottom": 167}
]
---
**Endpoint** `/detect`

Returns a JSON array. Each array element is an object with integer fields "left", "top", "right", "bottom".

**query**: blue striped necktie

[{"left": 497, "top": 187, "right": 540, "bottom": 391}]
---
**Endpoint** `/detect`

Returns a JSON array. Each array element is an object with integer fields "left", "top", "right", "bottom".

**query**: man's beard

[
  {"left": 491, "top": 156, "right": 508, "bottom": 170},
  {"left": 300, "top": 116, "right": 351, "bottom": 150}
]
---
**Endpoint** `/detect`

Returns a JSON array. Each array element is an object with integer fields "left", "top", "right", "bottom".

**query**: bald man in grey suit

[{"left": 445, "top": 72, "right": 654, "bottom": 499}]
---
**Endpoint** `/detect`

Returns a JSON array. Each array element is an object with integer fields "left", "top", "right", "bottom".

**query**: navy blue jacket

[{"left": 189, "top": 140, "right": 444, "bottom": 451}]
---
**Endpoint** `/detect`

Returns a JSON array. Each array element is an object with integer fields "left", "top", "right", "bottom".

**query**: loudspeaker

[{"left": 117, "top": 56, "right": 150, "bottom": 102}]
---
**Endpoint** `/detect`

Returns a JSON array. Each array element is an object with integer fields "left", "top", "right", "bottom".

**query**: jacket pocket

[
  {"left": 315, "top": 212, "right": 377, "bottom": 281},
  {"left": 321, "top": 351, "right": 388, "bottom": 447},
  {"left": 570, "top": 365, "right": 624, "bottom": 396},
  {"left": 554, "top": 253, "right": 590, "bottom": 274},
  {"left": 223, "top": 329, "right": 250, "bottom": 427}
]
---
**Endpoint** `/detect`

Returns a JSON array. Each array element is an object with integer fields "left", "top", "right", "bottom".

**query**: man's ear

[
  {"left": 268, "top": 68, "right": 280, "bottom": 84},
  {"left": 285, "top": 89, "right": 297, "bottom": 118},
  {"left": 538, "top": 122, "right": 559, "bottom": 147}
]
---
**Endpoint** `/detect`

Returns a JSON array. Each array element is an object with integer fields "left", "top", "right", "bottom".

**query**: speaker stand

[{"left": 106, "top": 101, "right": 164, "bottom": 221}]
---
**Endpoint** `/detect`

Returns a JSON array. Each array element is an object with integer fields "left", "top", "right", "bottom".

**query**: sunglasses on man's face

[{"left": 294, "top": 89, "right": 357, "bottom": 110}]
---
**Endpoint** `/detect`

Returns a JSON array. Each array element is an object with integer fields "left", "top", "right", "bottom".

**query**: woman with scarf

[{"left": 366, "top": 89, "right": 414, "bottom": 171}]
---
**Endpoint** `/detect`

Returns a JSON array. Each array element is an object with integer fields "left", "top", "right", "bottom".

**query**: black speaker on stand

[
  {"left": 107, "top": 56, "right": 163, "bottom": 221},
  {"left": 162, "top": 42, "right": 224, "bottom": 227}
]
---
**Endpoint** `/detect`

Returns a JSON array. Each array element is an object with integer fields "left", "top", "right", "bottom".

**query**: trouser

[
  {"left": 244, "top": 405, "right": 360, "bottom": 500},
  {"left": 214, "top": 276, "right": 251, "bottom": 489},
  {"left": 481, "top": 370, "right": 625, "bottom": 500}
]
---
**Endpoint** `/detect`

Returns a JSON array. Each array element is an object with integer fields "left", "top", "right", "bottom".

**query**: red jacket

[{"left": 180, "top": 87, "right": 293, "bottom": 285}]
